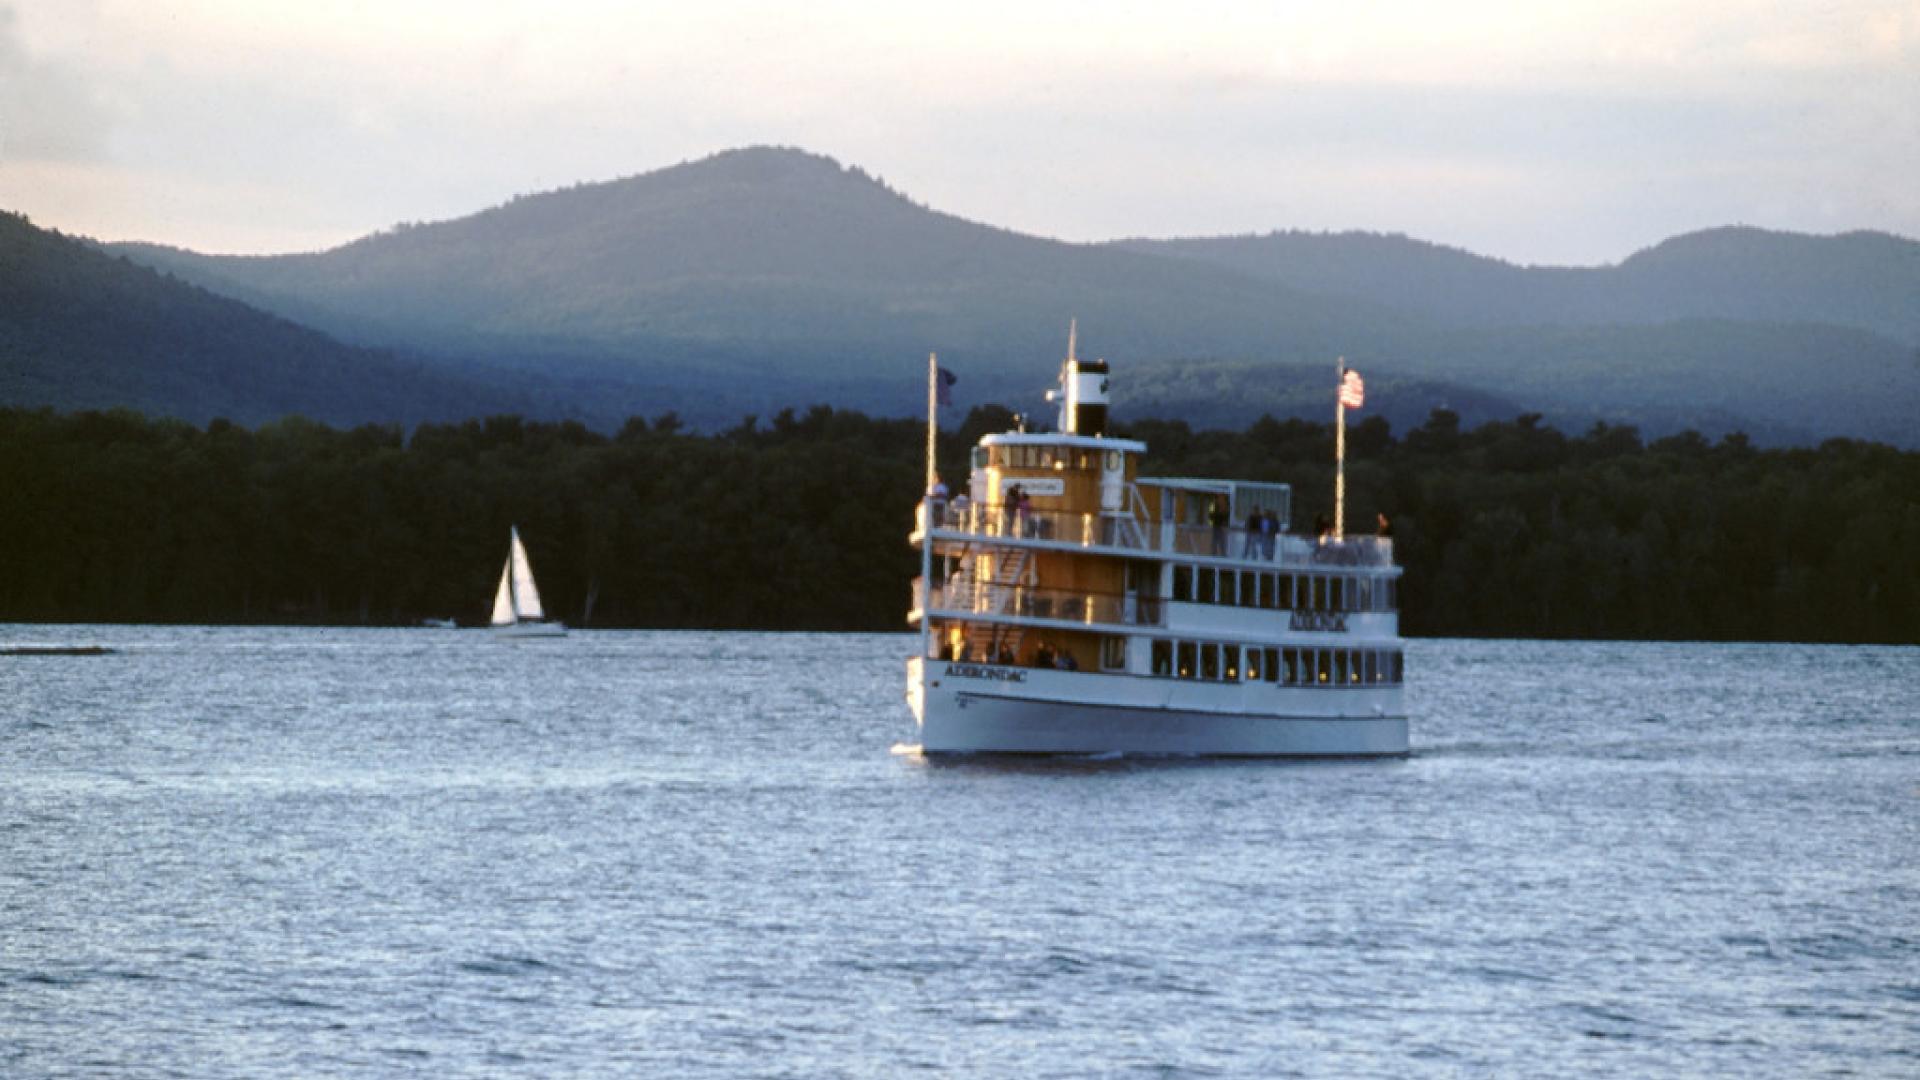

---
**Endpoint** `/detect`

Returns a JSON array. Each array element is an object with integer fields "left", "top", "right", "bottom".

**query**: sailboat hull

[{"left": 491, "top": 621, "right": 568, "bottom": 639}]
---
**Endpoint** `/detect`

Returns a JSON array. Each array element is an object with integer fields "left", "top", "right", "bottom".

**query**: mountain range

[{"left": 4, "top": 146, "right": 1915, "bottom": 443}]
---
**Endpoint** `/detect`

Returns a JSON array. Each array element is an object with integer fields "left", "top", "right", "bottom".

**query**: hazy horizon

[{"left": 2, "top": 2, "right": 1914, "bottom": 266}]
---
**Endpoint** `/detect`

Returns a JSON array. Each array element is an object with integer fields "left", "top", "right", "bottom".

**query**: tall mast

[
  {"left": 508, "top": 525, "right": 521, "bottom": 620},
  {"left": 926, "top": 352, "right": 939, "bottom": 496},
  {"left": 921, "top": 354, "right": 937, "bottom": 661}
]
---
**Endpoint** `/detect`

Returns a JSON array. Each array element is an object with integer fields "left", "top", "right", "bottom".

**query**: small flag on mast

[
  {"left": 1339, "top": 367, "right": 1365, "bottom": 409},
  {"left": 936, "top": 365, "right": 958, "bottom": 407}
]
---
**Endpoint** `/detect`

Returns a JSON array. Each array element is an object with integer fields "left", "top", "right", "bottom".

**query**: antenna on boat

[{"left": 1066, "top": 317, "right": 1077, "bottom": 364}]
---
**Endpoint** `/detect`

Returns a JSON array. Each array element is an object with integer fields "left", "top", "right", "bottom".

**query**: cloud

[
  {"left": 1, "top": 1, "right": 1913, "bottom": 262},
  {"left": 0, "top": 4, "right": 113, "bottom": 163}
]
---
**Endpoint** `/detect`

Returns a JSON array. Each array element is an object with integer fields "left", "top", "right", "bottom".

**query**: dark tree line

[{"left": 2, "top": 405, "right": 1914, "bottom": 643}]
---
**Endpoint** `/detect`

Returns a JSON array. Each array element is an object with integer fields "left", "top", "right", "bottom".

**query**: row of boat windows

[
  {"left": 1171, "top": 565, "right": 1398, "bottom": 613},
  {"left": 1150, "top": 639, "right": 1405, "bottom": 686},
  {"left": 984, "top": 446, "right": 1118, "bottom": 471}
]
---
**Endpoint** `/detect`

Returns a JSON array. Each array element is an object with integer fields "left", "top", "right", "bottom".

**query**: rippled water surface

[{"left": 3, "top": 627, "right": 1916, "bottom": 1078}]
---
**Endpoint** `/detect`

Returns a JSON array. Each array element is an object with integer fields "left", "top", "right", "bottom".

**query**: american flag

[
  {"left": 937, "top": 365, "right": 958, "bottom": 407},
  {"left": 1339, "top": 368, "right": 1365, "bottom": 409}
]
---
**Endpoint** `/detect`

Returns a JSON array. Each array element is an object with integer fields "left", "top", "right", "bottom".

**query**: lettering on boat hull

[
  {"left": 944, "top": 663, "right": 1028, "bottom": 683},
  {"left": 1288, "top": 611, "right": 1348, "bottom": 632}
]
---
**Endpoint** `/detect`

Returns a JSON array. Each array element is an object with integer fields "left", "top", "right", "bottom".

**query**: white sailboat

[{"left": 491, "top": 526, "right": 567, "bottom": 638}]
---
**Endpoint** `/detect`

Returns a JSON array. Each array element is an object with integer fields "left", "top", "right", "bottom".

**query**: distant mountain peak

[
  {"left": 1621, "top": 225, "right": 1919, "bottom": 268},
  {"left": 681, "top": 145, "right": 852, "bottom": 182}
]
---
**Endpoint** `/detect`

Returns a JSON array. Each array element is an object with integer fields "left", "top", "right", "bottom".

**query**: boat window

[
  {"left": 1364, "top": 650, "right": 1378, "bottom": 683},
  {"left": 1391, "top": 651, "right": 1404, "bottom": 683},
  {"left": 1236, "top": 572, "right": 1256, "bottom": 607},
  {"left": 1330, "top": 576, "right": 1344, "bottom": 612},
  {"left": 1313, "top": 575, "right": 1327, "bottom": 612},
  {"left": 1217, "top": 570, "right": 1234, "bottom": 606},
  {"left": 1172, "top": 565, "right": 1192, "bottom": 602},
  {"left": 1245, "top": 647, "right": 1262, "bottom": 681},
  {"left": 1197, "top": 568, "right": 1216, "bottom": 604},
  {"left": 1201, "top": 643, "right": 1219, "bottom": 681},
  {"left": 1281, "top": 648, "right": 1299, "bottom": 685},
  {"left": 1313, "top": 650, "right": 1330, "bottom": 684},
  {"left": 1177, "top": 641, "right": 1196, "bottom": 679},
  {"left": 1387, "top": 579, "right": 1398, "bottom": 612},
  {"left": 1101, "top": 636, "right": 1127, "bottom": 671},
  {"left": 1278, "top": 574, "right": 1294, "bottom": 610},
  {"left": 1152, "top": 639, "right": 1173, "bottom": 676},
  {"left": 1333, "top": 651, "right": 1347, "bottom": 685},
  {"left": 1260, "top": 573, "right": 1276, "bottom": 609},
  {"left": 1265, "top": 647, "right": 1280, "bottom": 683},
  {"left": 1223, "top": 645, "right": 1240, "bottom": 681}
]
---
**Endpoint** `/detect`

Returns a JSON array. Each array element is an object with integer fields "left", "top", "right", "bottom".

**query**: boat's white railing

[
  {"left": 925, "top": 500, "right": 1394, "bottom": 568},
  {"left": 1171, "top": 527, "right": 1394, "bottom": 567},
  {"left": 921, "top": 580, "right": 1164, "bottom": 628}
]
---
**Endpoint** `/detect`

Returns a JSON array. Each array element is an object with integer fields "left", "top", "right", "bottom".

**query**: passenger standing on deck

[
  {"left": 926, "top": 474, "right": 949, "bottom": 528},
  {"left": 1016, "top": 487, "right": 1033, "bottom": 538},
  {"left": 1260, "top": 509, "right": 1279, "bottom": 559},
  {"left": 1209, "top": 496, "right": 1229, "bottom": 555},
  {"left": 1242, "top": 509, "right": 1263, "bottom": 558},
  {"left": 1003, "top": 484, "right": 1022, "bottom": 536}
]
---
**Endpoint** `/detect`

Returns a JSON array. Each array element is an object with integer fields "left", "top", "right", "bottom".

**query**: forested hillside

[
  {"left": 1123, "top": 320, "right": 1920, "bottom": 446},
  {"left": 2, "top": 405, "right": 1912, "bottom": 643},
  {"left": 0, "top": 212, "right": 526, "bottom": 427}
]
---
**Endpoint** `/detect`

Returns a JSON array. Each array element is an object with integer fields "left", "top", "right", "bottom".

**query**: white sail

[
  {"left": 490, "top": 561, "right": 515, "bottom": 626},
  {"left": 489, "top": 525, "right": 565, "bottom": 636},
  {"left": 509, "top": 528, "right": 546, "bottom": 620}
]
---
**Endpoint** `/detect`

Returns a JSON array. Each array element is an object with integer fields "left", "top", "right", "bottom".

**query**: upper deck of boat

[{"left": 916, "top": 499, "right": 1396, "bottom": 572}]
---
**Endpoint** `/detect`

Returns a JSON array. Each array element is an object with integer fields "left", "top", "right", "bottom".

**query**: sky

[{"left": 1, "top": 1, "right": 1915, "bottom": 265}]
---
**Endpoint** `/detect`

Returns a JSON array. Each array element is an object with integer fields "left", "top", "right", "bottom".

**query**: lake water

[{"left": 3, "top": 627, "right": 1915, "bottom": 1078}]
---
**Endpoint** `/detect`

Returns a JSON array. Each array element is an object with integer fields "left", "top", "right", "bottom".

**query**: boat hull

[
  {"left": 492, "top": 621, "right": 568, "bottom": 639},
  {"left": 908, "top": 658, "right": 1408, "bottom": 757}
]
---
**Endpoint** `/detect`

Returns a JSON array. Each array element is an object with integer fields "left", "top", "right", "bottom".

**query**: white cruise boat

[{"left": 906, "top": 347, "right": 1407, "bottom": 756}]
